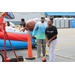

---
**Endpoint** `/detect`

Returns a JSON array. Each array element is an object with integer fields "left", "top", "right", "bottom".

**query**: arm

[
  {"left": 45, "top": 28, "right": 48, "bottom": 43},
  {"left": 46, "top": 35, "right": 48, "bottom": 44},
  {"left": 46, "top": 35, "right": 50, "bottom": 47},
  {"left": 49, "top": 35, "right": 57, "bottom": 42},
  {"left": 45, "top": 28, "right": 50, "bottom": 47},
  {"left": 32, "top": 24, "right": 38, "bottom": 38},
  {"left": 49, "top": 27, "right": 58, "bottom": 42},
  {"left": 51, "top": 35, "right": 57, "bottom": 40},
  {"left": 32, "top": 23, "right": 38, "bottom": 37}
]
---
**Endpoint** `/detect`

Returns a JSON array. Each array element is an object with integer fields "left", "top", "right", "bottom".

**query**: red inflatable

[
  {"left": 0, "top": 12, "right": 28, "bottom": 42},
  {"left": 0, "top": 12, "right": 8, "bottom": 22},
  {"left": 0, "top": 12, "right": 32, "bottom": 62},
  {"left": 0, "top": 12, "right": 15, "bottom": 32},
  {"left": 0, "top": 12, "right": 6, "bottom": 31},
  {"left": 0, "top": 32, "right": 28, "bottom": 41}
]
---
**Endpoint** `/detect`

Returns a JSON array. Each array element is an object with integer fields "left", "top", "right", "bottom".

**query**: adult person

[
  {"left": 45, "top": 19, "right": 58, "bottom": 62},
  {"left": 32, "top": 17, "right": 48, "bottom": 58},
  {"left": 6, "top": 21, "right": 15, "bottom": 31},
  {"left": 19, "top": 18, "right": 26, "bottom": 32}
]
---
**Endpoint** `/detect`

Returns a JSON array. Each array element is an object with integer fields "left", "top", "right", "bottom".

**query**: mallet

[{"left": 41, "top": 45, "right": 49, "bottom": 62}]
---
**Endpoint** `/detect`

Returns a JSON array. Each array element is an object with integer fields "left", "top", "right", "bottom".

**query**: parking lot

[{"left": 3, "top": 28, "right": 75, "bottom": 62}]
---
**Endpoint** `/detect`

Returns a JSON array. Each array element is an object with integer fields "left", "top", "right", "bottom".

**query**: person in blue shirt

[{"left": 32, "top": 17, "right": 48, "bottom": 58}]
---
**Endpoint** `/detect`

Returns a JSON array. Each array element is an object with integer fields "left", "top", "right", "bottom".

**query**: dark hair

[
  {"left": 50, "top": 18, "right": 53, "bottom": 20},
  {"left": 51, "top": 20, "right": 53, "bottom": 23},
  {"left": 7, "top": 21, "right": 10, "bottom": 26},
  {"left": 21, "top": 18, "right": 25, "bottom": 21},
  {"left": 50, "top": 18, "right": 53, "bottom": 23}
]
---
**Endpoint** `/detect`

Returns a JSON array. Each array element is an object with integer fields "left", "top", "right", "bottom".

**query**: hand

[
  {"left": 23, "top": 28, "right": 25, "bottom": 32},
  {"left": 49, "top": 39, "right": 52, "bottom": 43},
  {"left": 32, "top": 35, "right": 35, "bottom": 39},
  {"left": 47, "top": 43, "right": 50, "bottom": 47},
  {"left": 20, "top": 28, "right": 25, "bottom": 32}
]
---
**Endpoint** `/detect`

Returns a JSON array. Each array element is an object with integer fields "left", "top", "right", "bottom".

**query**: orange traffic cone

[{"left": 25, "top": 30, "right": 35, "bottom": 60}]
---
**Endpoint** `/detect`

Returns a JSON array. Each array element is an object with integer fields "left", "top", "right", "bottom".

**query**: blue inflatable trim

[{"left": 0, "top": 31, "right": 36, "bottom": 50}]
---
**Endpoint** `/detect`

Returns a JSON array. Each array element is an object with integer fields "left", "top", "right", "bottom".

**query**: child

[
  {"left": 19, "top": 18, "right": 26, "bottom": 32},
  {"left": 45, "top": 19, "right": 58, "bottom": 62},
  {"left": 6, "top": 21, "right": 15, "bottom": 31}
]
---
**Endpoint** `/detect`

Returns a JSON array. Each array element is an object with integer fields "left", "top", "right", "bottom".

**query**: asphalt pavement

[{"left": 1, "top": 28, "right": 75, "bottom": 62}]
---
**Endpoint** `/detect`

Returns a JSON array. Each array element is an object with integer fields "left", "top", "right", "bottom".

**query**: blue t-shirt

[{"left": 33, "top": 22, "right": 48, "bottom": 39}]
